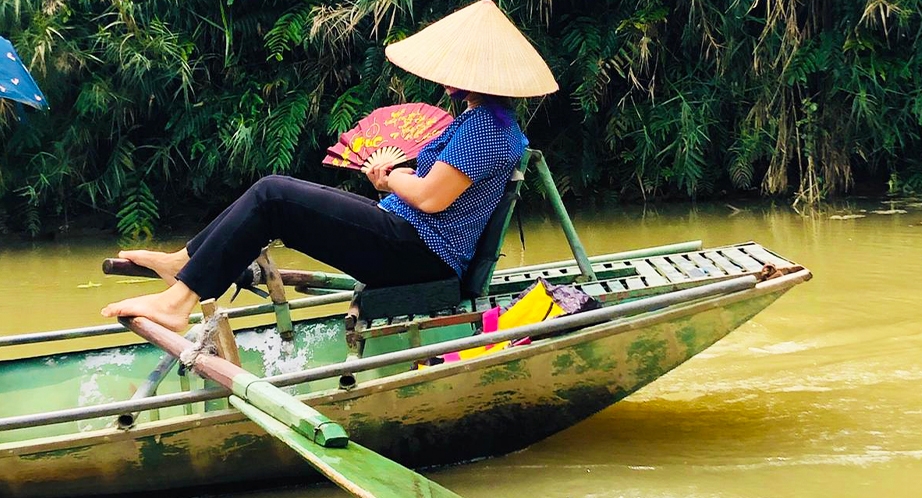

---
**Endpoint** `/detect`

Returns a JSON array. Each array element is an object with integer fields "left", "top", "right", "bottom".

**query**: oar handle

[
  {"left": 102, "top": 258, "right": 158, "bottom": 278},
  {"left": 102, "top": 258, "right": 357, "bottom": 290}
]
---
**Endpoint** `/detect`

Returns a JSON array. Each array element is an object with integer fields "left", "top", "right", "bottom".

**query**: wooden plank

[
  {"left": 630, "top": 260, "right": 670, "bottom": 285},
  {"left": 593, "top": 263, "right": 638, "bottom": 281},
  {"left": 231, "top": 397, "right": 460, "bottom": 498},
  {"left": 743, "top": 245, "right": 793, "bottom": 268},
  {"left": 721, "top": 247, "right": 764, "bottom": 272},
  {"left": 704, "top": 251, "right": 744, "bottom": 275},
  {"left": 578, "top": 282, "right": 608, "bottom": 297},
  {"left": 201, "top": 299, "right": 241, "bottom": 367},
  {"left": 360, "top": 311, "right": 482, "bottom": 340},
  {"left": 489, "top": 262, "right": 636, "bottom": 296},
  {"left": 489, "top": 273, "right": 535, "bottom": 294},
  {"left": 624, "top": 277, "right": 646, "bottom": 290},
  {"left": 648, "top": 257, "right": 689, "bottom": 282},
  {"left": 687, "top": 252, "right": 725, "bottom": 277},
  {"left": 102, "top": 258, "right": 357, "bottom": 290},
  {"left": 604, "top": 279, "right": 627, "bottom": 291},
  {"left": 666, "top": 255, "right": 708, "bottom": 279}
]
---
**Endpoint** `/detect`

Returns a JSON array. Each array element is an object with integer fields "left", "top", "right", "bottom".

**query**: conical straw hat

[{"left": 385, "top": 0, "right": 558, "bottom": 98}]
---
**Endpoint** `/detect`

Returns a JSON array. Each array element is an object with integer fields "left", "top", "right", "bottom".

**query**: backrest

[{"left": 460, "top": 149, "right": 534, "bottom": 298}]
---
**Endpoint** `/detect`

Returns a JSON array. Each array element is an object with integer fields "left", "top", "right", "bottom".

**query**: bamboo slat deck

[
  {"left": 243, "top": 241, "right": 801, "bottom": 359},
  {"left": 356, "top": 242, "right": 796, "bottom": 334},
  {"left": 479, "top": 242, "right": 795, "bottom": 308}
]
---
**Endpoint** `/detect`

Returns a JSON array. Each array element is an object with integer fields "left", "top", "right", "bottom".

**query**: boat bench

[{"left": 351, "top": 278, "right": 461, "bottom": 322}]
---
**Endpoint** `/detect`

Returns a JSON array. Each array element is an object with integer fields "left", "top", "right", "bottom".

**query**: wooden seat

[{"left": 355, "top": 277, "right": 461, "bottom": 320}]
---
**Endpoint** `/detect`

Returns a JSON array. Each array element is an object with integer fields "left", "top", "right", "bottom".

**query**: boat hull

[{"left": 0, "top": 275, "right": 803, "bottom": 498}]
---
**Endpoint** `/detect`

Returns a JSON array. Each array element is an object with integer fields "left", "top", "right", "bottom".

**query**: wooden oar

[
  {"left": 119, "top": 316, "right": 460, "bottom": 498},
  {"left": 102, "top": 258, "right": 357, "bottom": 290}
]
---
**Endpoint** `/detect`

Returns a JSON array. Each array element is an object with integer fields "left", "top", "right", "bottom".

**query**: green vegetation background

[{"left": 1, "top": 0, "right": 920, "bottom": 239}]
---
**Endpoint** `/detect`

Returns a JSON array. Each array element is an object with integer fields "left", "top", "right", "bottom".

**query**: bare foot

[
  {"left": 119, "top": 249, "right": 190, "bottom": 285},
  {"left": 101, "top": 281, "right": 200, "bottom": 332}
]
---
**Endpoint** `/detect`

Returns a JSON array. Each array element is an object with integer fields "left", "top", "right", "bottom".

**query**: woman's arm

[{"left": 366, "top": 161, "right": 472, "bottom": 214}]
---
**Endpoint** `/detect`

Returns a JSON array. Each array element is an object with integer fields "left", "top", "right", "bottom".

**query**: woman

[{"left": 101, "top": 0, "right": 558, "bottom": 332}]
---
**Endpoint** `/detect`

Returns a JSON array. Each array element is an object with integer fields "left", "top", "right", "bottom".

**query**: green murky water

[{"left": 2, "top": 199, "right": 921, "bottom": 497}]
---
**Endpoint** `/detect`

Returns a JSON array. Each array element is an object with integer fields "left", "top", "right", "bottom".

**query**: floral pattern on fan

[{"left": 323, "top": 103, "right": 453, "bottom": 171}]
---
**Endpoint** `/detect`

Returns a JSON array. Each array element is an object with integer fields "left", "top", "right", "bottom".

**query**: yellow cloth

[{"left": 418, "top": 280, "right": 563, "bottom": 368}]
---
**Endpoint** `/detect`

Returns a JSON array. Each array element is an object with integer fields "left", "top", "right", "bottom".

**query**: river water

[{"left": 1, "top": 199, "right": 920, "bottom": 497}]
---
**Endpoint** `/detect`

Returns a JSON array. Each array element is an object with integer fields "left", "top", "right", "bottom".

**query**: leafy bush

[{"left": 1, "top": 0, "right": 920, "bottom": 238}]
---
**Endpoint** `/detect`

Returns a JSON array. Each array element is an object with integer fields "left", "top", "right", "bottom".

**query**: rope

[
  {"left": 179, "top": 314, "right": 220, "bottom": 370},
  {"left": 248, "top": 261, "right": 263, "bottom": 287},
  {"left": 230, "top": 261, "right": 269, "bottom": 301}
]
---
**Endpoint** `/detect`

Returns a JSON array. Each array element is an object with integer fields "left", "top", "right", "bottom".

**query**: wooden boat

[{"left": 0, "top": 151, "right": 811, "bottom": 498}]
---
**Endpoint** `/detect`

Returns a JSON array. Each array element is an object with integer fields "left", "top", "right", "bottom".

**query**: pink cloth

[
  {"left": 433, "top": 307, "right": 527, "bottom": 365},
  {"left": 482, "top": 306, "right": 500, "bottom": 333}
]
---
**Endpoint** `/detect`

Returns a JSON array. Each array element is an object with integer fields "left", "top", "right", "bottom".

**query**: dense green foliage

[{"left": 1, "top": 0, "right": 921, "bottom": 238}]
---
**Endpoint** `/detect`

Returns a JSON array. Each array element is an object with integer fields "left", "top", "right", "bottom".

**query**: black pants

[{"left": 176, "top": 175, "right": 455, "bottom": 299}]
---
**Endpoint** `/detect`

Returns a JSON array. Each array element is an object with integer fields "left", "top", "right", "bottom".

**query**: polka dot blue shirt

[{"left": 378, "top": 105, "right": 527, "bottom": 277}]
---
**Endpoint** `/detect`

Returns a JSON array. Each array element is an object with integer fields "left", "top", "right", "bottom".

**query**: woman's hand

[
  {"left": 385, "top": 161, "right": 472, "bottom": 214},
  {"left": 364, "top": 162, "right": 395, "bottom": 192}
]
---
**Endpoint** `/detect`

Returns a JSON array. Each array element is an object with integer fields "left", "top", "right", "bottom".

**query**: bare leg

[
  {"left": 119, "top": 248, "right": 190, "bottom": 285},
  {"left": 101, "top": 281, "right": 200, "bottom": 333}
]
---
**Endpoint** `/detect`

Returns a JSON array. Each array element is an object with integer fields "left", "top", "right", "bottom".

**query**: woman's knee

[
  {"left": 247, "top": 175, "right": 296, "bottom": 202},
  {"left": 252, "top": 174, "right": 289, "bottom": 191}
]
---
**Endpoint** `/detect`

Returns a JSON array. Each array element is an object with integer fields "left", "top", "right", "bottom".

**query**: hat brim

[{"left": 385, "top": 0, "right": 558, "bottom": 98}]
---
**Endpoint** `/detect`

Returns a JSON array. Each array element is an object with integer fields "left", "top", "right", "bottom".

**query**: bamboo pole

[
  {"left": 119, "top": 317, "right": 461, "bottom": 498},
  {"left": 0, "top": 271, "right": 801, "bottom": 432},
  {"left": 532, "top": 152, "right": 598, "bottom": 281},
  {"left": 491, "top": 240, "right": 703, "bottom": 276},
  {"left": 0, "top": 291, "right": 354, "bottom": 347},
  {"left": 116, "top": 328, "right": 199, "bottom": 429}
]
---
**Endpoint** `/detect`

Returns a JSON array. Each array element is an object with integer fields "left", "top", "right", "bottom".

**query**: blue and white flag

[{"left": 0, "top": 36, "right": 48, "bottom": 110}]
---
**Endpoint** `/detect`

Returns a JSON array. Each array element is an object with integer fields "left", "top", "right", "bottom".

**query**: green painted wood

[
  {"left": 704, "top": 251, "right": 745, "bottom": 275},
  {"left": 0, "top": 261, "right": 812, "bottom": 498},
  {"left": 229, "top": 396, "right": 461, "bottom": 498},
  {"left": 120, "top": 318, "right": 464, "bottom": 496},
  {"left": 203, "top": 379, "right": 228, "bottom": 412},
  {"left": 532, "top": 153, "right": 597, "bottom": 282},
  {"left": 593, "top": 263, "right": 637, "bottom": 281},
  {"left": 122, "top": 317, "right": 349, "bottom": 448},
  {"left": 230, "top": 373, "right": 348, "bottom": 448},
  {"left": 721, "top": 247, "right": 764, "bottom": 272},
  {"left": 178, "top": 374, "right": 193, "bottom": 416}
]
